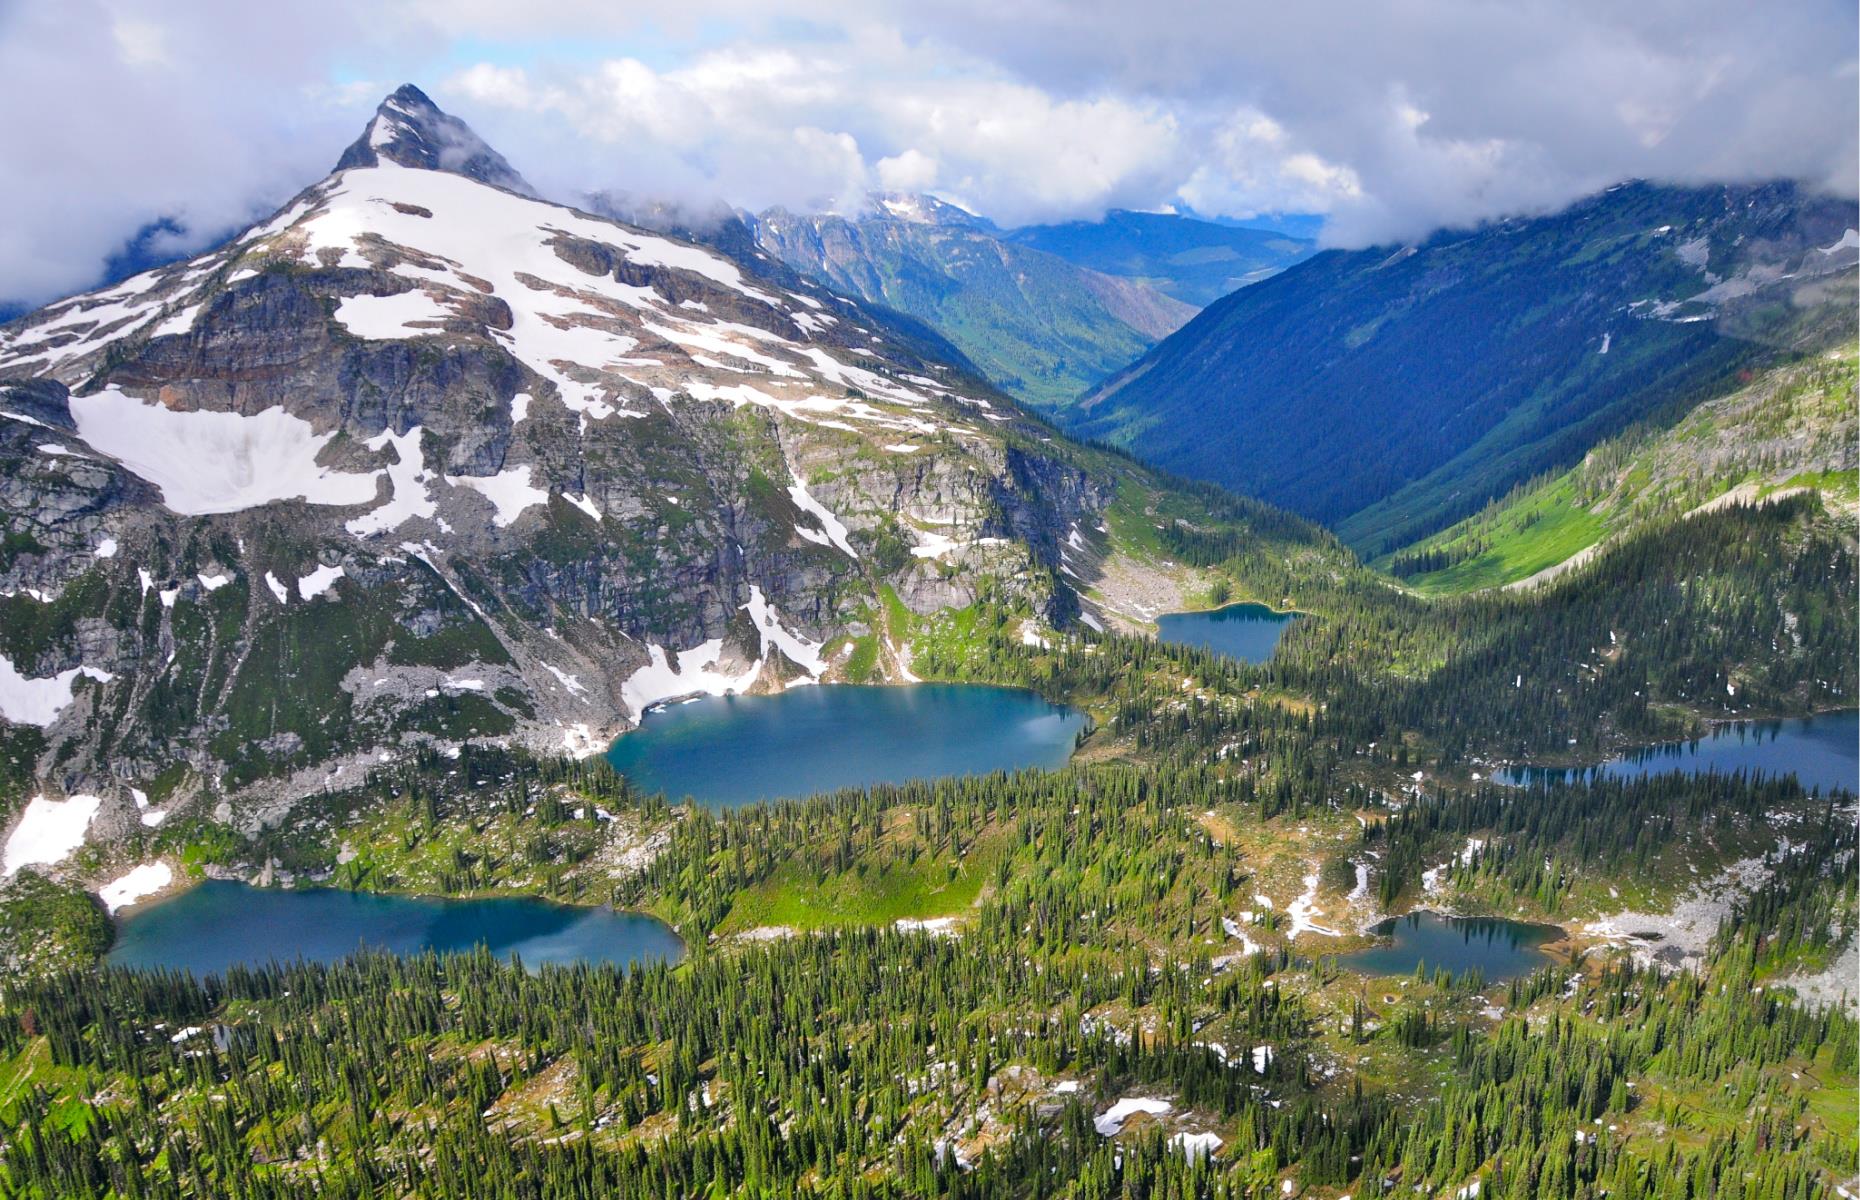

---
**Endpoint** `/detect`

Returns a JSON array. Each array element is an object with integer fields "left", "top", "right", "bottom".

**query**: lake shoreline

[
  {"left": 1158, "top": 598, "right": 1304, "bottom": 620},
  {"left": 1492, "top": 707, "right": 1859, "bottom": 786},
  {"left": 105, "top": 877, "right": 686, "bottom": 972},
  {"left": 607, "top": 682, "right": 1086, "bottom": 809},
  {"left": 1155, "top": 601, "right": 1301, "bottom": 665}
]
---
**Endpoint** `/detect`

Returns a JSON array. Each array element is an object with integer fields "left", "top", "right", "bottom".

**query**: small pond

[
  {"left": 1338, "top": 911, "right": 1561, "bottom": 982},
  {"left": 1155, "top": 602, "right": 1299, "bottom": 664}
]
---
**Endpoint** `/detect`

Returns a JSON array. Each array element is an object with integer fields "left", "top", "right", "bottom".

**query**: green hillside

[{"left": 1390, "top": 352, "right": 1858, "bottom": 593}]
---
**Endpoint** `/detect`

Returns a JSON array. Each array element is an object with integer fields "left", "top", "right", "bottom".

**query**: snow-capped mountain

[{"left": 0, "top": 86, "right": 1126, "bottom": 828}]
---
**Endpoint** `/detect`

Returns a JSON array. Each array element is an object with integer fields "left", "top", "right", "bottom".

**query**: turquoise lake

[
  {"left": 1155, "top": 602, "right": 1299, "bottom": 663},
  {"left": 1339, "top": 912, "right": 1560, "bottom": 982},
  {"left": 607, "top": 683, "right": 1085, "bottom": 808},
  {"left": 1496, "top": 710, "right": 1858, "bottom": 792},
  {"left": 106, "top": 880, "right": 683, "bottom": 975}
]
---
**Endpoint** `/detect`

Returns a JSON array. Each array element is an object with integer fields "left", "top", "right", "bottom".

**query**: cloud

[
  {"left": 899, "top": 0, "right": 1858, "bottom": 242},
  {"left": 1, "top": 0, "right": 1853, "bottom": 308},
  {"left": 876, "top": 148, "right": 937, "bottom": 193},
  {"left": 440, "top": 38, "right": 1183, "bottom": 224},
  {"left": 0, "top": 0, "right": 385, "bottom": 307}
]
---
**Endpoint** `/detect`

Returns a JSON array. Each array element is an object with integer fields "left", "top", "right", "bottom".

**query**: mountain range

[
  {"left": 746, "top": 195, "right": 1198, "bottom": 408},
  {"left": 1, "top": 76, "right": 1856, "bottom": 1200},
  {"left": 1069, "top": 180, "right": 1859, "bottom": 556},
  {"left": 1005, "top": 208, "right": 1317, "bottom": 307}
]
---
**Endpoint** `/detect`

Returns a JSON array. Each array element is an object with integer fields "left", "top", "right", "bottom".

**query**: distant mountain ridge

[
  {"left": 1006, "top": 209, "right": 1316, "bottom": 307},
  {"left": 747, "top": 196, "right": 1197, "bottom": 408},
  {"left": 1069, "top": 180, "right": 1859, "bottom": 555}
]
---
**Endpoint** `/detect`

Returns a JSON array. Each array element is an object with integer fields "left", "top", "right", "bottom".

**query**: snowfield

[
  {"left": 3, "top": 794, "right": 102, "bottom": 875},
  {"left": 69, "top": 387, "right": 380, "bottom": 516},
  {"left": 0, "top": 655, "right": 112, "bottom": 728}
]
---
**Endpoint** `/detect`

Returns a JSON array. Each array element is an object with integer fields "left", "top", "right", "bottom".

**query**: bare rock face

[
  {"left": 334, "top": 84, "right": 537, "bottom": 198},
  {"left": 0, "top": 87, "right": 1113, "bottom": 835}
]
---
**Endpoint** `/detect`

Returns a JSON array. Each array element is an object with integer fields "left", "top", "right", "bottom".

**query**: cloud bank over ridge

[{"left": 2, "top": 0, "right": 1853, "bottom": 307}]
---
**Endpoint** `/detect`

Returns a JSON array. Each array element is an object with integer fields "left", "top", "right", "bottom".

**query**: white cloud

[
  {"left": 111, "top": 18, "right": 171, "bottom": 67},
  {"left": 1177, "top": 107, "right": 1362, "bottom": 220},
  {"left": 0, "top": 0, "right": 382, "bottom": 306},
  {"left": 442, "top": 36, "right": 1185, "bottom": 225},
  {"left": 876, "top": 147, "right": 938, "bottom": 192},
  {"left": 0, "top": 0, "right": 1852, "bottom": 308}
]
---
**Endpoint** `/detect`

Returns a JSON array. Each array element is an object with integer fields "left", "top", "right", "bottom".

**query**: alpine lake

[
  {"left": 1496, "top": 710, "right": 1858, "bottom": 793},
  {"left": 110, "top": 683, "right": 1086, "bottom": 972},
  {"left": 1154, "top": 601, "right": 1299, "bottom": 664}
]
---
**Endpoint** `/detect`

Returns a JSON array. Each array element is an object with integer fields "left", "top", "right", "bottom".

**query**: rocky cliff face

[{"left": 0, "top": 87, "right": 1115, "bottom": 838}]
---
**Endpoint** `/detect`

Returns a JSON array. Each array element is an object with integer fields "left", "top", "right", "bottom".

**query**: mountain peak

[
  {"left": 868, "top": 192, "right": 993, "bottom": 230},
  {"left": 334, "top": 84, "right": 536, "bottom": 197}
]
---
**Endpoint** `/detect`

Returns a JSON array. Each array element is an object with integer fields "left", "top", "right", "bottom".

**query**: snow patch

[
  {"left": 298, "top": 564, "right": 345, "bottom": 599},
  {"left": 744, "top": 586, "right": 826, "bottom": 676},
  {"left": 99, "top": 862, "right": 173, "bottom": 913},
  {"left": 446, "top": 464, "right": 548, "bottom": 527},
  {"left": 619, "top": 641, "right": 760, "bottom": 721},
  {"left": 562, "top": 491, "right": 603, "bottom": 521},
  {"left": 69, "top": 388, "right": 380, "bottom": 517},
  {"left": 1287, "top": 872, "right": 1341, "bottom": 938},
  {"left": 0, "top": 656, "right": 112, "bottom": 727},
  {"left": 334, "top": 289, "right": 454, "bottom": 339},
  {"left": 1171, "top": 1131, "right": 1221, "bottom": 1160},
  {"left": 1095, "top": 1097, "right": 1172, "bottom": 1136},
  {"left": 346, "top": 427, "right": 433, "bottom": 536},
  {"left": 3, "top": 794, "right": 102, "bottom": 874},
  {"left": 788, "top": 477, "right": 858, "bottom": 558}
]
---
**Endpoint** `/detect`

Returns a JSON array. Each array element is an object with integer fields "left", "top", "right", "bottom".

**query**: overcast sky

[{"left": 2, "top": 0, "right": 1855, "bottom": 307}]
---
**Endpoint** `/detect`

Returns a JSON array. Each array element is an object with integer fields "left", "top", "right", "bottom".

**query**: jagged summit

[{"left": 333, "top": 83, "right": 535, "bottom": 197}]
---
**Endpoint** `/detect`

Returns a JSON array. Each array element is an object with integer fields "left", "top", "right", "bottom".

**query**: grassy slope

[{"left": 1391, "top": 352, "right": 1858, "bottom": 594}]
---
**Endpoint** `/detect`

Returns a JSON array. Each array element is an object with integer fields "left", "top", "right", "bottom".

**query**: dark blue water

[
  {"left": 607, "top": 684, "right": 1085, "bottom": 808},
  {"left": 1155, "top": 602, "right": 1298, "bottom": 663},
  {"left": 106, "top": 881, "right": 683, "bottom": 975},
  {"left": 1496, "top": 711, "right": 1858, "bottom": 792},
  {"left": 1340, "top": 912, "right": 1560, "bottom": 982}
]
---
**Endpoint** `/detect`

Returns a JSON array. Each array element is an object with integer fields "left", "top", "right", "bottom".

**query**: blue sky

[{"left": 1, "top": 0, "right": 1854, "bottom": 307}]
